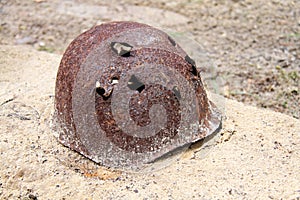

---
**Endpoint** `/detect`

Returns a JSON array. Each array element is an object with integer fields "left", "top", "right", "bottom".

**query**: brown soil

[{"left": 1, "top": 0, "right": 299, "bottom": 118}]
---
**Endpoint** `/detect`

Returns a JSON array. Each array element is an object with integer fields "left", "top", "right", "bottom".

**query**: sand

[{"left": 0, "top": 45, "right": 299, "bottom": 199}]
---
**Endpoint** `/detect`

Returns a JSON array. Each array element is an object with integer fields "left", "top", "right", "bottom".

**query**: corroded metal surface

[{"left": 53, "top": 21, "right": 221, "bottom": 171}]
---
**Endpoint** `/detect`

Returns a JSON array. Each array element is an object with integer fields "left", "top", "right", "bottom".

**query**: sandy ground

[{"left": 0, "top": 45, "right": 299, "bottom": 199}]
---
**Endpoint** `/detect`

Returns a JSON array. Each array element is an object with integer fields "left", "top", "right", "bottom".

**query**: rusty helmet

[{"left": 53, "top": 21, "right": 221, "bottom": 171}]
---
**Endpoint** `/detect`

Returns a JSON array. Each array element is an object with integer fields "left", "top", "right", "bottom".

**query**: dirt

[
  {"left": 0, "top": 0, "right": 299, "bottom": 119},
  {"left": 0, "top": 45, "right": 299, "bottom": 199}
]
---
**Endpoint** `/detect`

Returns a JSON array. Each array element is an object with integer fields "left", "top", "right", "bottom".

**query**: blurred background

[{"left": 1, "top": 0, "right": 299, "bottom": 119}]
